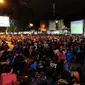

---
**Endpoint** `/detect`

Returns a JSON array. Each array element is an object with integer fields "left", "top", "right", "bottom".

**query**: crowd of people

[{"left": 0, "top": 34, "right": 85, "bottom": 85}]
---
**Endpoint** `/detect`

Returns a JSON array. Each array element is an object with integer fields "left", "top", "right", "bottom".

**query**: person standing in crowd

[{"left": 0, "top": 65, "right": 18, "bottom": 85}]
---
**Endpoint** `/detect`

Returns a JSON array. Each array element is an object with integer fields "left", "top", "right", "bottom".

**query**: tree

[
  {"left": 5, "top": 26, "right": 16, "bottom": 33},
  {"left": 5, "top": 19, "right": 17, "bottom": 33}
]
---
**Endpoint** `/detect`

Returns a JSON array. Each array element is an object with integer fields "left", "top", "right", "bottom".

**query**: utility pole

[{"left": 53, "top": 0, "right": 55, "bottom": 19}]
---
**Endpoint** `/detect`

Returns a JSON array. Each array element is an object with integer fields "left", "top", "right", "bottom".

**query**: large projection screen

[
  {"left": 71, "top": 20, "right": 83, "bottom": 34},
  {"left": 0, "top": 16, "right": 10, "bottom": 27}
]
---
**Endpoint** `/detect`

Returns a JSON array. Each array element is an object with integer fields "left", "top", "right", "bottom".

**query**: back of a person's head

[
  {"left": 60, "top": 59, "right": 64, "bottom": 64},
  {"left": 62, "top": 71, "right": 71, "bottom": 80},
  {"left": 2, "top": 65, "right": 12, "bottom": 73},
  {"left": 59, "top": 83, "right": 68, "bottom": 85}
]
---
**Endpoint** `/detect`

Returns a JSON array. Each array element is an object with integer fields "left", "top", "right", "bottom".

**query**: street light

[
  {"left": 0, "top": 0, "right": 4, "bottom": 4},
  {"left": 30, "top": 23, "right": 33, "bottom": 27},
  {"left": 55, "top": 20, "right": 58, "bottom": 23},
  {"left": 29, "top": 23, "right": 34, "bottom": 28}
]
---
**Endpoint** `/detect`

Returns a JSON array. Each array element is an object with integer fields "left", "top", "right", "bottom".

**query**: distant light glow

[
  {"left": 29, "top": 23, "right": 33, "bottom": 27},
  {"left": 0, "top": 0, "right": 4, "bottom": 4},
  {"left": 55, "top": 20, "right": 58, "bottom": 23}
]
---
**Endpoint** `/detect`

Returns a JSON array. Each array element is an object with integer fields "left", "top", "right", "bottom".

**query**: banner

[{"left": 49, "top": 20, "right": 56, "bottom": 30}]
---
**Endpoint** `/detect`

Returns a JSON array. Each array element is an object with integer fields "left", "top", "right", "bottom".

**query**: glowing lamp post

[
  {"left": 0, "top": 0, "right": 4, "bottom": 4},
  {"left": 29, "top": 23, "right": 34, "bottom": 28},
  {"left": 0, "top": 0, "right": 5, "bottom": 15}
]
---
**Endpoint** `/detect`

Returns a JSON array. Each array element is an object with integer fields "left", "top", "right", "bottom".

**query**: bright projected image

[
  {"left": 0, "top": 16, "right": 10, "bottom": 27},
  {"left": 71, "top": 20, "right": 83, "bottom": 34}
]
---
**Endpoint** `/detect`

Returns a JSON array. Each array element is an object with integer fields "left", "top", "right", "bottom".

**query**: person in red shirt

[
  {"left": 57, "top": 51, "right": 66, "bottom": 62},
  {"left": 0, "top": 65, "right": 18, "bottom": 85}
]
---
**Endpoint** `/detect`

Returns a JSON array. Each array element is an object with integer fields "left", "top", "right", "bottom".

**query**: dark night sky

[{"left": 1, "top": 0, "right": 85, "bottom": 27}]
